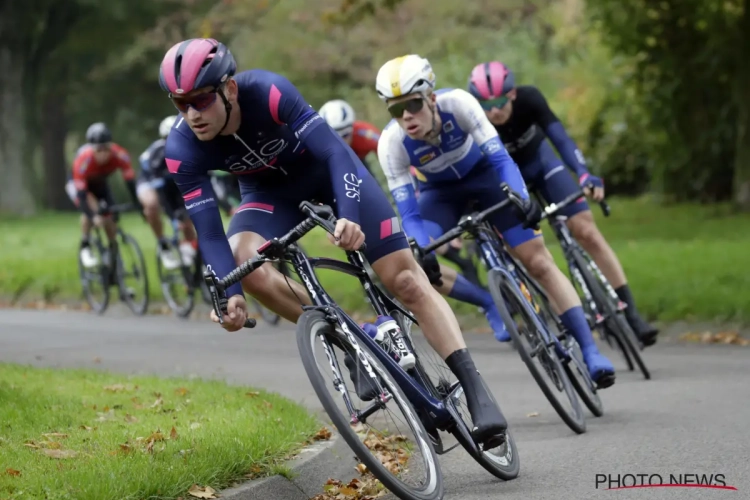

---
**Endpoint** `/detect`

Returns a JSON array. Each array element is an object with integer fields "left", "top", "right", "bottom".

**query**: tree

[{"left": 586, "top": 0, "right": 744, "bottom": 204}]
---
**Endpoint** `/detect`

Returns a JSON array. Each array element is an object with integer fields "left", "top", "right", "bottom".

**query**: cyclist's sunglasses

[
  {"left": 480, "top": 95, "right": 511, "bottom": 111},
  {"left": 170, "top": 89, "right": 219, "bottom": 113},
  {"left": 387, "top": 97, "right": 425, "bottom": 118}
]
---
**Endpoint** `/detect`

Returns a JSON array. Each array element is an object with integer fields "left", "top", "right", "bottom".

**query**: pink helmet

[
  {"left": 159, "top": 38, "right": 236, "bottom": 95},
  {"left": 467, "top": 61, "right": 515, "bottom": 100}
]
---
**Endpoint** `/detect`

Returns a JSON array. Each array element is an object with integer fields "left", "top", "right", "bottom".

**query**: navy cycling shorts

[
  {"left": 227, "top": 165, "right": 409, "bottom": 264},
  {"left": 521, "top": 141, "right": 589, "bottom": 218},
  {"left": 418, "top": 163, "right": 541, "bottom": 249}
]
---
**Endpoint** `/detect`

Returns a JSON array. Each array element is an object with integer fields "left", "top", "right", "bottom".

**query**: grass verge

[
  {"left": 0, "top": 363, "right": 320, "bottom": 500},
  {"left": 1, "top": 195, "right": 749, "bottom": 323}
]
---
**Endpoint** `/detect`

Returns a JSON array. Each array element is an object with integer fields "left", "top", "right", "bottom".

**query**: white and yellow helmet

[{"left": 375, "top": 54, "right": 436, "bottom": 102}]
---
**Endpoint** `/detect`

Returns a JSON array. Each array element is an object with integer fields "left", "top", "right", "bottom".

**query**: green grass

[
  {"left": 0, "top": 363, "right": 320, "bottom": 500},
  {"left": 1, "top": 195, "right": 749, "bottom": 323}
]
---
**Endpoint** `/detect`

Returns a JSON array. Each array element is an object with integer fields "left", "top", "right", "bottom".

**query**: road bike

[
  {"left": 204, "top": 201, "right": 521, "bottom": 500},
  {"left": 78, "top": 202, "right": 149, "bottom": 315},
  {"left": 421, "top": 185, "right": 604, "bottom": 434}
]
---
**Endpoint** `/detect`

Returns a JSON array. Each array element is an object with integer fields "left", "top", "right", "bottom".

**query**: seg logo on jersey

[{"left": 226, "top": 138, "right": 289, "bottom": 173}]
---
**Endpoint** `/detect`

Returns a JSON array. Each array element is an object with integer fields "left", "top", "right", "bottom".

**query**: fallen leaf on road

[
  {"left": 355, "top": 463, "right": 368, "bottom": 475},
  {"left": 526, "top": 412, "right": 540, "bottom": 418},
  {"left": 313, "top": 427, "right": 332, "bottom": 441},
  {"left": 187, "top": 484, "right": 217, "bottom": 499},
  {"left": 679, "top": 330, "right": 750, "bottom": 346},
  {"left": 41, "top": 449, "right": 77, "bottom": 459},
  {"left": 93, "top": 357, "right": 102, "bottom": 364},
  {"left": 5, "top": 468, "right": 21, "bottom": 477}
]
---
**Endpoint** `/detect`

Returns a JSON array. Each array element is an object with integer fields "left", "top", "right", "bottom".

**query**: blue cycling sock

[
  {"left": 560, "top": 306, "right": 596, "bottom": 351},
  {"left": 448, "top": 274, "right": 494, "bottom": 310}
]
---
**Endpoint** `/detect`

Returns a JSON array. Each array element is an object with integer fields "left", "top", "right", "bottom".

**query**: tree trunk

[
  {"left": 734, "top": 0, "right": 750, "bottom": 210},
  {"left": 41, "top": 85, "right": 70, "bottom": 210},
  {"left": 0, "top": 47, "right": 36, "bottom": 215}
]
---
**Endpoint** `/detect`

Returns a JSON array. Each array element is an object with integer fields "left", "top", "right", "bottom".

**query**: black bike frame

[{"left": 207, "top": 206, "right": 472, "bottom": 443}]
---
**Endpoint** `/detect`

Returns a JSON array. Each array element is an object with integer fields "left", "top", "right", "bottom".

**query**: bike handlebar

[
  {"left": 204, "top": 201, "right": 366, "bottom": 329},
  {"left": 422, "top": 183, "right": 589, "bottom": 254}
]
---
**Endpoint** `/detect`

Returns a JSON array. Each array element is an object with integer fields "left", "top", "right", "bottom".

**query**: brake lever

[{"left": 203, "top": 267, "right": 227, "bottom": 326}]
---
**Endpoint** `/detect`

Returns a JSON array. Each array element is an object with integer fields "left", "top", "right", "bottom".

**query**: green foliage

[{"left": 586, "top": 0, "right": 745, "bottom": 202}]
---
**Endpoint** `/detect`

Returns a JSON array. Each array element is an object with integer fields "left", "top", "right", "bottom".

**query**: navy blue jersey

[
  {"left": 139, "top": 139, "right": 168, "bottom": 182},
  {"left": 164, "top": 69, "right": 364, "bottom": 297}
]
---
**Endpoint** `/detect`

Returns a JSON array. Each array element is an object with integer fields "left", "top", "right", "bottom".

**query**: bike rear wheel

[
  {"left": 488, "top": 270, "right": 586, "bottom": 434},
  {"left": 570, "top": 250, "right": 650, "bottom": 380},
  {"left": 297, "top": 310, "right": 443, "bottom": 500},
  {"left": 78, "top": 235, "right": 110, "bottom": 314},
  {"left": 116, "top": 231, "right": 149, "bottom": 316}
]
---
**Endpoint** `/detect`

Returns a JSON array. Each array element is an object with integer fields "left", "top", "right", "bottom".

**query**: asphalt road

[{"left": 1, "top": 307, "right": 748, "bottom": 500}]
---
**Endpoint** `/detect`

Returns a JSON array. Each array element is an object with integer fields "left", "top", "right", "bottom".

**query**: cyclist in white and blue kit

[{"left": 375, "top": 54, "right": 616, "bottom": 388}]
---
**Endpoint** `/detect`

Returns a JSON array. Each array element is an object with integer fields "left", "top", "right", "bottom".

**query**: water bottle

[{"left": 362, "top": 315, "right": 415, "bottom": 370}]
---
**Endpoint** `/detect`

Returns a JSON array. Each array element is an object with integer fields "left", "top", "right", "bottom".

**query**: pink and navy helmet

[
  {"left": 159, "top": 38, "right": 237, "bottom": 96},
  {"left": 467, "top": 61, "right": 515, "bottom": 100}
]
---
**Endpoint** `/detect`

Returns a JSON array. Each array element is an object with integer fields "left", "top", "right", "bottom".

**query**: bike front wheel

[
  {"left": 78, "top": 236, "right": 110, "bottom": 314},
  {"left": 488, "top": 270, "right": 586, "bottom": 435},
  {"left": 297, "top": 310, "right": 444, "bottom": 500},
  {"left": 116, "top": 231, "right": 149, "bottom": 316}
]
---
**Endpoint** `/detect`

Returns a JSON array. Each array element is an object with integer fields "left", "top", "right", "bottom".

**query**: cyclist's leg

[
  {"left": 89, "top": 181, "right": 117, "bottom": 243},
  {"left": 137, "top": 177, "right": 167, "bottom": 243},
  {"left": 226, "top": 193, "right": 313, "bottom": 322},
  {"left": 76, "top": 186, "right": 98, "bottom": 267},
  {"left": 358, "top": 169, "right": 507, "bottom": 442},
  {"left": 164, "top": 179, "right": 198, "bottom": 264},
  {"left": 480, "top": 162, "right": 615, "bottom": 385},
  {"left": 536, "top": 149, "right": 658, "bottom": 341},
  {"left": 417, "top": 188, "right": 507, "bottom": 339}
]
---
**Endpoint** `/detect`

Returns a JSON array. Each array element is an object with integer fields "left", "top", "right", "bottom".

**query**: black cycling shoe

[
  {"left": 629, "top": 315, "right": 659, "bottom": 347},
  {"left": 471, "top": 410, "right": 508, "bottom": 451},
  {"left": 343, "top": 352, "right": 380, "bottom": 402}
]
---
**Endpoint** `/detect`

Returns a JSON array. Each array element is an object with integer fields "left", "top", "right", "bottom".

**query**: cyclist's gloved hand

[
  {"left": 413, "top": 245, "right": 443, "bottom": 287},
  {"left": 513, "top": 197, "right": 543, "bottom": 230},
  {"left": 579, "top": 173, "right": 605, "bottom": 201}
]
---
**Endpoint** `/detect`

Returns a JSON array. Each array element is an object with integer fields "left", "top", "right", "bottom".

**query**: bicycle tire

[
  {"left": 78, "top": 235, "right": 110, "bottom": 314},
  {"left": 297, "top": 310, "right": 444, "bottom": 500},
  {"left": 570, "top": 250, "right": 650, "bottom": 380},
  {"left": 117, "top": 232, "right": 149, "bottom": 316},
  {"left": 156, "top": 247, "right": 195, "bottom": 318},
  {"left": 568, "top": 258, "right": 635, "bottom": 372},
  {"left": 488, "top": 270, "right": 586, "bottom": 434},
  {"left": 513, "top": 266, "right": 605, "bottom": 419},
  {"left": 390, "top": 309, "right": 521, "bottom": 480}
]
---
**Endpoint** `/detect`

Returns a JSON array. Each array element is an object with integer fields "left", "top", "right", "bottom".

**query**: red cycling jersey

[
  {"left": 349, "top": 121, "right": 381, "bottom": 161},
  {"left": 72, "top": 143, "right": 135, "bottom": 191}
]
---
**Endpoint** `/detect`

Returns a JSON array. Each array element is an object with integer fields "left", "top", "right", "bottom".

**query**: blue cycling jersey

[
  {"left": 377, "top": 88, "right": 527, "bottom": 247},
  {"left": 139, "top": 138, "right": 168, "bottom": 188},
  {"left": 164, "top": 69, "right": 363, "bottom": 298}
]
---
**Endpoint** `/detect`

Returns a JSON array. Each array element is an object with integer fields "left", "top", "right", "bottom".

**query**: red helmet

[
  {"left": 467, "top": 61, "right": 515, "bottom": 100},
  {"left": 159, "top": 38, "right": 237, "bottom": 95}
]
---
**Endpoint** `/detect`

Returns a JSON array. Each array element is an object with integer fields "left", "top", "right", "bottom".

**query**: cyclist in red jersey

[
  {"left": 72, "top": 123, "right": 141, "bottom": 268},
  {"left": 319, "top": 100, "right": 381, "bottom": 172}
]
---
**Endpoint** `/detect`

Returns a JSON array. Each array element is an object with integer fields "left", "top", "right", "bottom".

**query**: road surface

[{"left": 0, "top": 308, "right": 747, "bottom": 499}]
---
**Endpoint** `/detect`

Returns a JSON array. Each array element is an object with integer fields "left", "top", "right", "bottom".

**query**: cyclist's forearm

[
  {"left": 76, "top": 190, "right": 94, "bottom": 219},
  {"left": 545, "top": 122, "right": 588, "bottom": 177}
]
